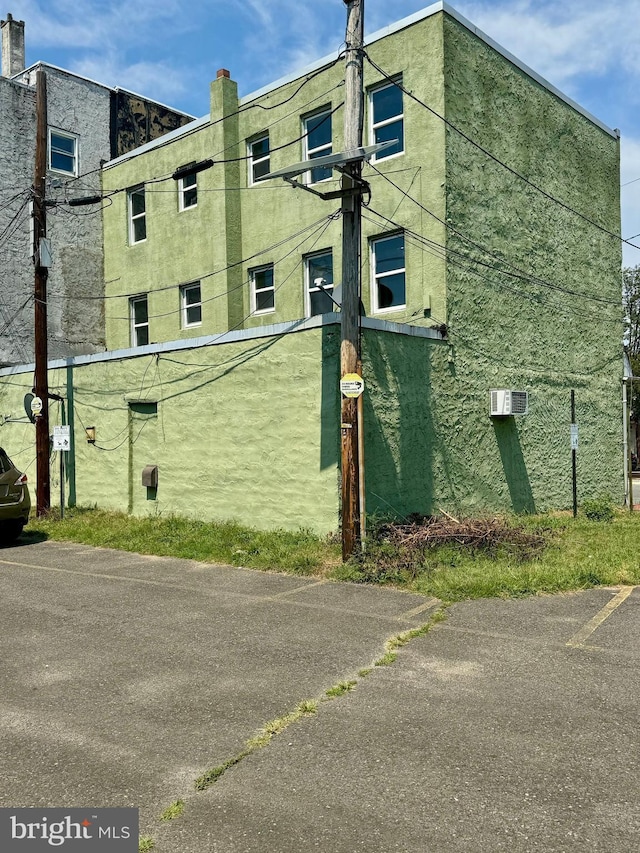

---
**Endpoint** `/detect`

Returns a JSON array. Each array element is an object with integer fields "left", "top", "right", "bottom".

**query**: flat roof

[{"left": 103, "top": 0, "right": 618, "bottom": 169}]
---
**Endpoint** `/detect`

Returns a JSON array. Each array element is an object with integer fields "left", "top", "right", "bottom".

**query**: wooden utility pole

[
  {"left": 340, "top": 0, "right": 364, "bottom": 559},
  {"left": 33, "top": 69, "right": 51, "bottom": 515}
]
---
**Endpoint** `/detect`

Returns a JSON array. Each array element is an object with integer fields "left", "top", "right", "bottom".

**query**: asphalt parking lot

[{"left": 1, "top": 539, "right": 638, "bottom": 851}]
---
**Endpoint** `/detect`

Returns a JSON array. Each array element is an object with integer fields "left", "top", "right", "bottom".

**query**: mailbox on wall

[{"left": 142, "top": 465, "right": 158, "bottom": 488}]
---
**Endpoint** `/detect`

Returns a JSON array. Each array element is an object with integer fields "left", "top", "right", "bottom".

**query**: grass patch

[
  {"left": 138, "top": 838, "right": 154, "bottom": 852},
  {"left": 28, "top": 506, "right": 640, "bottom": 602},
  {"left": 333, "top": 512, "right": 640, "bottom": 601},
  {"left": 28, "top": 507, "right": 340, "bottom": 575}
]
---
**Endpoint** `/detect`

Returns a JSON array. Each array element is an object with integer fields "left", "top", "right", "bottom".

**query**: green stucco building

[{"left": 0, "top": 2, "right": 624, "bottom": 532}]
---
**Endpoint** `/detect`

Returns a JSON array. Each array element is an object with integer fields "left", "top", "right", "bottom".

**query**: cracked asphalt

[{"left": 1, "top": 539, "right": 638, "bottom": 851}]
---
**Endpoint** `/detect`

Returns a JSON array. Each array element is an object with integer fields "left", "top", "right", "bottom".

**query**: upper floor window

[
  {"left": 371, "top": 233, "right": 405, "bottom": 312},
  {"left": 130, "top": 295, "right": 149, "bottom": 347},
  {"left": 305, "top": 250, "right": 334, "bottom": 317},
  {"left": 248, "top": 133, "right": 270, "bottom": 185},
  {"left": 250, "top": 264, "right": 275, "bottom": 315},
  {"left": 128, "top": 186, "right": 146, "bottom": 244},
  {"left": 370, "top": 79, "right": 404, "bottom": 161},
  {"left": 303, "top": 109, "right": 332, "bottom": 183},
  {"left": 178, "top": 171, "right": 197, "bottom": 210},
  {"left": 48, "top": 128, "right": 78, "bottom": 176},
  {"left": 181, "top": 282, "right": 202, "bottom": 328}
]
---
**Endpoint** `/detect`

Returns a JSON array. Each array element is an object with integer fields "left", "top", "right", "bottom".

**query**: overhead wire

[
  {"left": 367, "top": 164, "right": 621, "bottom": 307},
  {"left": 364, "top": 53, "right": 639, "bottom": 252},
  {"left": 108, "top": 210, "right": 341, "bottom": 323}
]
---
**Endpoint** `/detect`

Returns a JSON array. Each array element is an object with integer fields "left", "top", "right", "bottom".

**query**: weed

[
  {"left": 159, "top": 800, "right": 184, "bottom": 822},
  {"left": 582, "top": 495, "right": 615, "bottom": 523},
  {"left": 358, "top": 667, "right": 373, "bottom": 678},
  {"left": 194, "top": 700, "right": 318, "bottom": 791},
  {"left": 139, "top": 837, "right": 155, "bottom": 852},
  {"left": 325, "top": 680, "right": 357, "bottom": 698},
  {"left": 374, "top": 651, "right": 397, "bottom": 666}
]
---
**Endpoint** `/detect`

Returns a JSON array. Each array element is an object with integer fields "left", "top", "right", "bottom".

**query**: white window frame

[
  {"left": 180, "top": 282, "right": 202, "bottom": 328},
  {"left": 128, "top": 185, "right": 146, "bottom": 245},
  {"left": 248, "top": 133, "right": 270, "bottom": 185},
  {"left": 371, "top": 233, "right": 406, "bottom": 314},
  {"left": 250, "top": 264, "right": 275, "bottom": 315},
  {"left": 303, "top": 109, "right": 332, "bottom": 184},
  {"left": 369, "top": 78, "right": 404, "bottom": 163},
  {"left": 48, "top": 128, "right": 78, "bottom": 176},
  {"left": 305, "top": 250, "right": 334, "bottom": 318},
  {"left": 178, "top": 171, "right": 198, "bottom": 211},
  {"left": 130, "top": 295, "right": 149, "bottom": 347}
]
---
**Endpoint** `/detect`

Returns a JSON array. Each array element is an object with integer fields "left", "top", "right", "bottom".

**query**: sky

[{"left": 5, "top": 0, "right": 640, "bottom": 266}]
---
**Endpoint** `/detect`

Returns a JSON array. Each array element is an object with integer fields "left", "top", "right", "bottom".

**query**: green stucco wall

[
  {"left": 440, "top": 15, "right": 624, "bottom": 510},
  {"left": 0, "top": 327, "right": 342, "bottom": 533}
]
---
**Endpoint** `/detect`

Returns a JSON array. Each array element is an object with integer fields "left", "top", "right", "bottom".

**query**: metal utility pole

[
  {"left": 33, "top": 68, "right": 51, "bottom": 515},
  {"left": 340, "top": 0, "right": 365, "bottom": 560}
]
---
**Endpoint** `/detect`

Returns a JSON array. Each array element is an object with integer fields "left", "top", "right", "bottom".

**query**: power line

[
  {"left": 363, "top": 207, "right": 621, "bottom": 327},
  {"left": 45, "top": 212, "right": 339, "bottom": 304},
  {"left": 368, "top": 165, "right": 621, "bottom": 307},
  {"left": 108, "top": 211, "right": 340, "bottom": 323},
  {"left": 364, "top": 53, "right": 639, "bottom": 252}
]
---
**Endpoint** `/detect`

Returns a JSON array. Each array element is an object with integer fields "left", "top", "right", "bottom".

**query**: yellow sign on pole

[{"left": 340, "top": 373, "right": 364, "bottom": 398}]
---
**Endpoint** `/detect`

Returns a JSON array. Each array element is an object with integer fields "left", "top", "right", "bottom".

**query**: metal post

[{"left": 571, "top": 390, "right": 577, "bottom": 518}]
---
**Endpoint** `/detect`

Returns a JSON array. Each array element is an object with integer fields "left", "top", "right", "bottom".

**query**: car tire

[{"left": 0, "top": 520, "right": 24, "bottom": 544}]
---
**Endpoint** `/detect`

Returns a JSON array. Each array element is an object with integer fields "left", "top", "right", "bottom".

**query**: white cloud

[
  {"left": 457, "top": 0, "right": 640, "bottom": 90},
  {"left": 70, "top": 54, "right": 190, "bottom": 107}
]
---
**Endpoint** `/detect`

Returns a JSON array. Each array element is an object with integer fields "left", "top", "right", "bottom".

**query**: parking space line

[{"left": 566, "top": 586, "right": 636, "bottom": 648}]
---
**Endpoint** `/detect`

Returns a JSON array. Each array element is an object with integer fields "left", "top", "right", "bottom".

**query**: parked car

[{"left": 0, "top": 448, "right": 30, "bottom": 542}]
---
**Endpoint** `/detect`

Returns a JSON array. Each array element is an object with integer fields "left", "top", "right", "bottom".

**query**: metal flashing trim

[{"left": 0, "top": 315, "right": 444, "bottom": 377}]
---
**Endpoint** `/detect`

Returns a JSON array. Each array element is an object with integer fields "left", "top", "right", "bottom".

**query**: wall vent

[{"left": 490, "top": 389, "right": 528, "bottom": 417}]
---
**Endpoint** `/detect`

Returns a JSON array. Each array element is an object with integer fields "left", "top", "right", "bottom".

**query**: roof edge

[{"left": 13, "top": 61, "right": 196, "bottom": 120}]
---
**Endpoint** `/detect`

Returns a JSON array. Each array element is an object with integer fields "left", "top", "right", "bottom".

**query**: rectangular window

[
  {"left": 371, "top": 234, "right": 405, "bottom": 312},
  {"left": 130, "top": 295, "right": 149, "bottom": 346},
  {"left": 128, "top": 186, "right": 146, "bottom": 244},
  {"left": 178, "top": 171, "right": 197, "bottom": 210},
  {"left": 181, "top": 282, "right": 202, "bottom": 328},
  {"left": 48, "top": 128, "right": 78, "bottom": 176},
  {"left": 303, "top": 109, "right": 332, "bottom": 183},
  {"left": 248, "top": 133, "right": 270, "bottom": 184},
  {"left": 370, "top": 79, "right": 404, "bottom": 161},
  {"left": 305, "top": 250, "right": 334, "bottom": 317},
  {"left": 250, "top": 264, "right": 275, "bottom": 315}
]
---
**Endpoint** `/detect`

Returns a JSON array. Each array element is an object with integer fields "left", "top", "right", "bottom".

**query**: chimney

[{"left": 1, "top": 13, "right": 25, "bottom": 76}]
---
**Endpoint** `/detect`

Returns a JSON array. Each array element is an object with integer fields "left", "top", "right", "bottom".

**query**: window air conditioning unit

[{"left": 490, "top": 389, "right": 528, "bottom": 417}]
